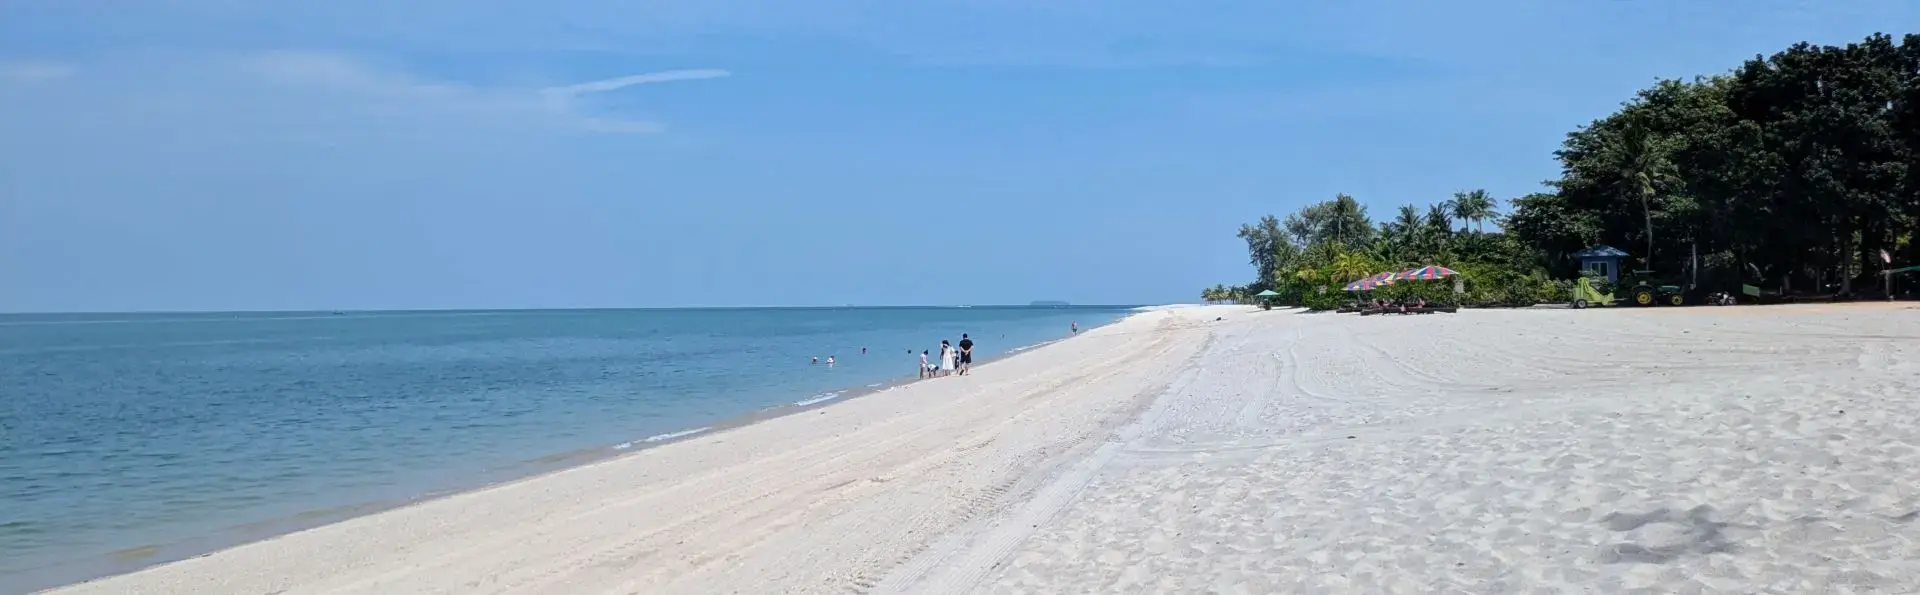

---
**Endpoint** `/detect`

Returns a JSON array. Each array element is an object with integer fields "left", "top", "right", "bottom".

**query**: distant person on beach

[
  {"left": 811, "top": 356, "right": 818, "bottom": 365},
  {"left": 958, "top": 333, "right": 974, "bottom": 375},
  {"left": 920, "top": 350, "right": 932, "bottom": 378},
  {"left": 1071, "top": 321, "right": 1078, "bottom": 334},
  {"left": 826, "top": 356, "right": 835, "bottom": 366},
  {"left": 939, "top": 340, "right": 955, "bottom": 376}
]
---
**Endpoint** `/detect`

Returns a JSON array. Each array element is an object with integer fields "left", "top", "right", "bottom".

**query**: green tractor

[
  {"left": 1619, "top": 270, "right": 1689, "bottom": 307},
  {"left": 1570, "top": 245, "right": 1716, "bottom": 309}
]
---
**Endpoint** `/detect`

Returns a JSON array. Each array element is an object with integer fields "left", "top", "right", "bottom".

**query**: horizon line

[{"left": 0, "top": 303, "right": 1166, "bottom": 316}]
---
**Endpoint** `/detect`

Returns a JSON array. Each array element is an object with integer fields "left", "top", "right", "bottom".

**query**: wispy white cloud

[
  {"left": 0, "top": 49, "right": 743, "bottom": 312},
  {"left": 215, "top": 52, "right": 728, "bottom": 134},
  {"left": 0, "top": 60, "right": 77, "bottom": 81},
  {"left": 542, "top": 69, "right": 732, "bottom": 97},
  {"left": 0, "top": 50, "right": 732, "bottom": 183},
  {"left": 0, "top": 1, "right": 1348, "bottom": 69},
  {"left": 535, "top": 69, "right": 732, "bottom": 132}
]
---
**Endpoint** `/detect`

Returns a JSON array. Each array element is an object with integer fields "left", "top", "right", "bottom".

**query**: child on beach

[{"left": 919, "top": 350, "right": 931, "bottom": 379}]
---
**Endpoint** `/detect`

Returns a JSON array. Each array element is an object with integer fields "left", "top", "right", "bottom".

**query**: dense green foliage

[
  {"left": 1210, "top": 33, "right": 1920, "bottom": 308},
  {"left": 1216, "top": 192, "right": 1557, "bottom": 309}
]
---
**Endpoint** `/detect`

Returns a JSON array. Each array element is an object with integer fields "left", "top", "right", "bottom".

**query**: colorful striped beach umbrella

[
  {"left": 1398, "top": 265, "right": 1458, "bottom": 280},
  {"left": 1344, "top": 271, "right": 1402, "bottom": 292}
]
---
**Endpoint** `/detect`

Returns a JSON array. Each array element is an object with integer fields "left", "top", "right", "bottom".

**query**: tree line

[{"left": 1211, "top": 32, "right": 1920, "bottom": 308}]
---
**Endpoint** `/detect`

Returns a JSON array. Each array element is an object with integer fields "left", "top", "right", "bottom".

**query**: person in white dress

[{"left": 939, "top": 340, "right": 956, "bottom": 376}]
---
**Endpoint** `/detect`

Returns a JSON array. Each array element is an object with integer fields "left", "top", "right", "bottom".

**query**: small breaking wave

[
  {"left": 1008, "top": 340, "right": 1054, "bottom": 354},
  {"left": 793, "top": 391, "right": 844, "bottom": 407},
  {"left": 640, "top": 427, "right": 712, "bottom": 444}
]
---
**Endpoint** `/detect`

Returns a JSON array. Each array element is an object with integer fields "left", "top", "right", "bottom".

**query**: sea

[{"left": 0, "top": 305, "right": 1133, "bottom": 593}]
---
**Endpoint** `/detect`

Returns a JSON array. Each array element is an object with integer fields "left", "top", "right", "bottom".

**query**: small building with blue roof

[{"left": 1573, "top": 245, "right": 1630, "bottom": 283}]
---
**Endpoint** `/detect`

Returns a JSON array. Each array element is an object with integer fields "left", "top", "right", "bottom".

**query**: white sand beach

[{"left": 47, "top": 304, "right": 1920, "bottom": 594}]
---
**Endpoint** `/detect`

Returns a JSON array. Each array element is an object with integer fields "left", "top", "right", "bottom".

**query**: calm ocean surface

[{"left": 0, "top": 306, "right": 1131, "bottom": 592}]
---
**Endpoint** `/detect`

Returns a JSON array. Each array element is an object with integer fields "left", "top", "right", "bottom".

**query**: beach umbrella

[
  {"left": 1398, "top": 265, "right": 1458, "bottom": 280},
  {"left": 1345, "top": 271, "right": 1402, "bottom": 292},
  {"left": 1342, "top": 276, "right": 1371, "bottom": 292},
  {"left": 1254, "top": 289, "right": 1279, "bottom": 298}
]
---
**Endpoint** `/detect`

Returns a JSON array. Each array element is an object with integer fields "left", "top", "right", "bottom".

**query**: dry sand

[{"left": 47, "top": 304, "right": 1920, "bottom": 594}]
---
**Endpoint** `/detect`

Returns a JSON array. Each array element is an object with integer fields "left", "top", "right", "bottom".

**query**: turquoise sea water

[{"left": 0, "top": 306, "right": 1131, "bottom": 593}]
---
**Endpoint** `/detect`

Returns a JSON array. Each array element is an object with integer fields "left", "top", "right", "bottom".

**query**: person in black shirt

[{"left": 957, "top": 333, "right": 974, "bottom": 375}]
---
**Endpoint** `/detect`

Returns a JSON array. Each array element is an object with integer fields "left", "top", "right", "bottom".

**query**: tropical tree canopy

[{"left": 1207, "top": 32, "right": 1920, "bottom": 307}]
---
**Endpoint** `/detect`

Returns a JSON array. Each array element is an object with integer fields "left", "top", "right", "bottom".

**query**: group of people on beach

[
  {"left": 917, "top": 334, "right": 973, "bottom": 379},
  {"left": 815, "top": 321, "right": 1085, "bottom": 380}
]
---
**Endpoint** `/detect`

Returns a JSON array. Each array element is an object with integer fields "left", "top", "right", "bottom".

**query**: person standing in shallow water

[{"left": 957, "top": 333, "right": 974, "bottom": 376}]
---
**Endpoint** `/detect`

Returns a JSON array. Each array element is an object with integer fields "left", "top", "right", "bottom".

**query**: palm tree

[
  {"left": 1474, "top": 191, "right": 1500, "bottom": 232},
  {"left": 1329, "top": 252, "right": 1376, "bottom": 284},
  {"left": 1423, "top": 205, "right": 1452, "bottom": 240},
  {"left": 1448, "top": 190, "right": 1497, "bottom": 233},
  {"left": 1447, "top": 192, "right": 1472, "bottom": 234},
  {"left": 1394, "top": 205, "right": 1423, "bottom": 237},
  {"left": 1394, "top": 204, "right": 1423, "bottom": 261},
  {"left": 1603, "top": 122, "right": 1679, "bottom": 263}
]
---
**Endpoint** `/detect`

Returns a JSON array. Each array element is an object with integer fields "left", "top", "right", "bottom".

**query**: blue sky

[{"left": 1, "top": 0, "right": 1912, "bottom": 311}]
